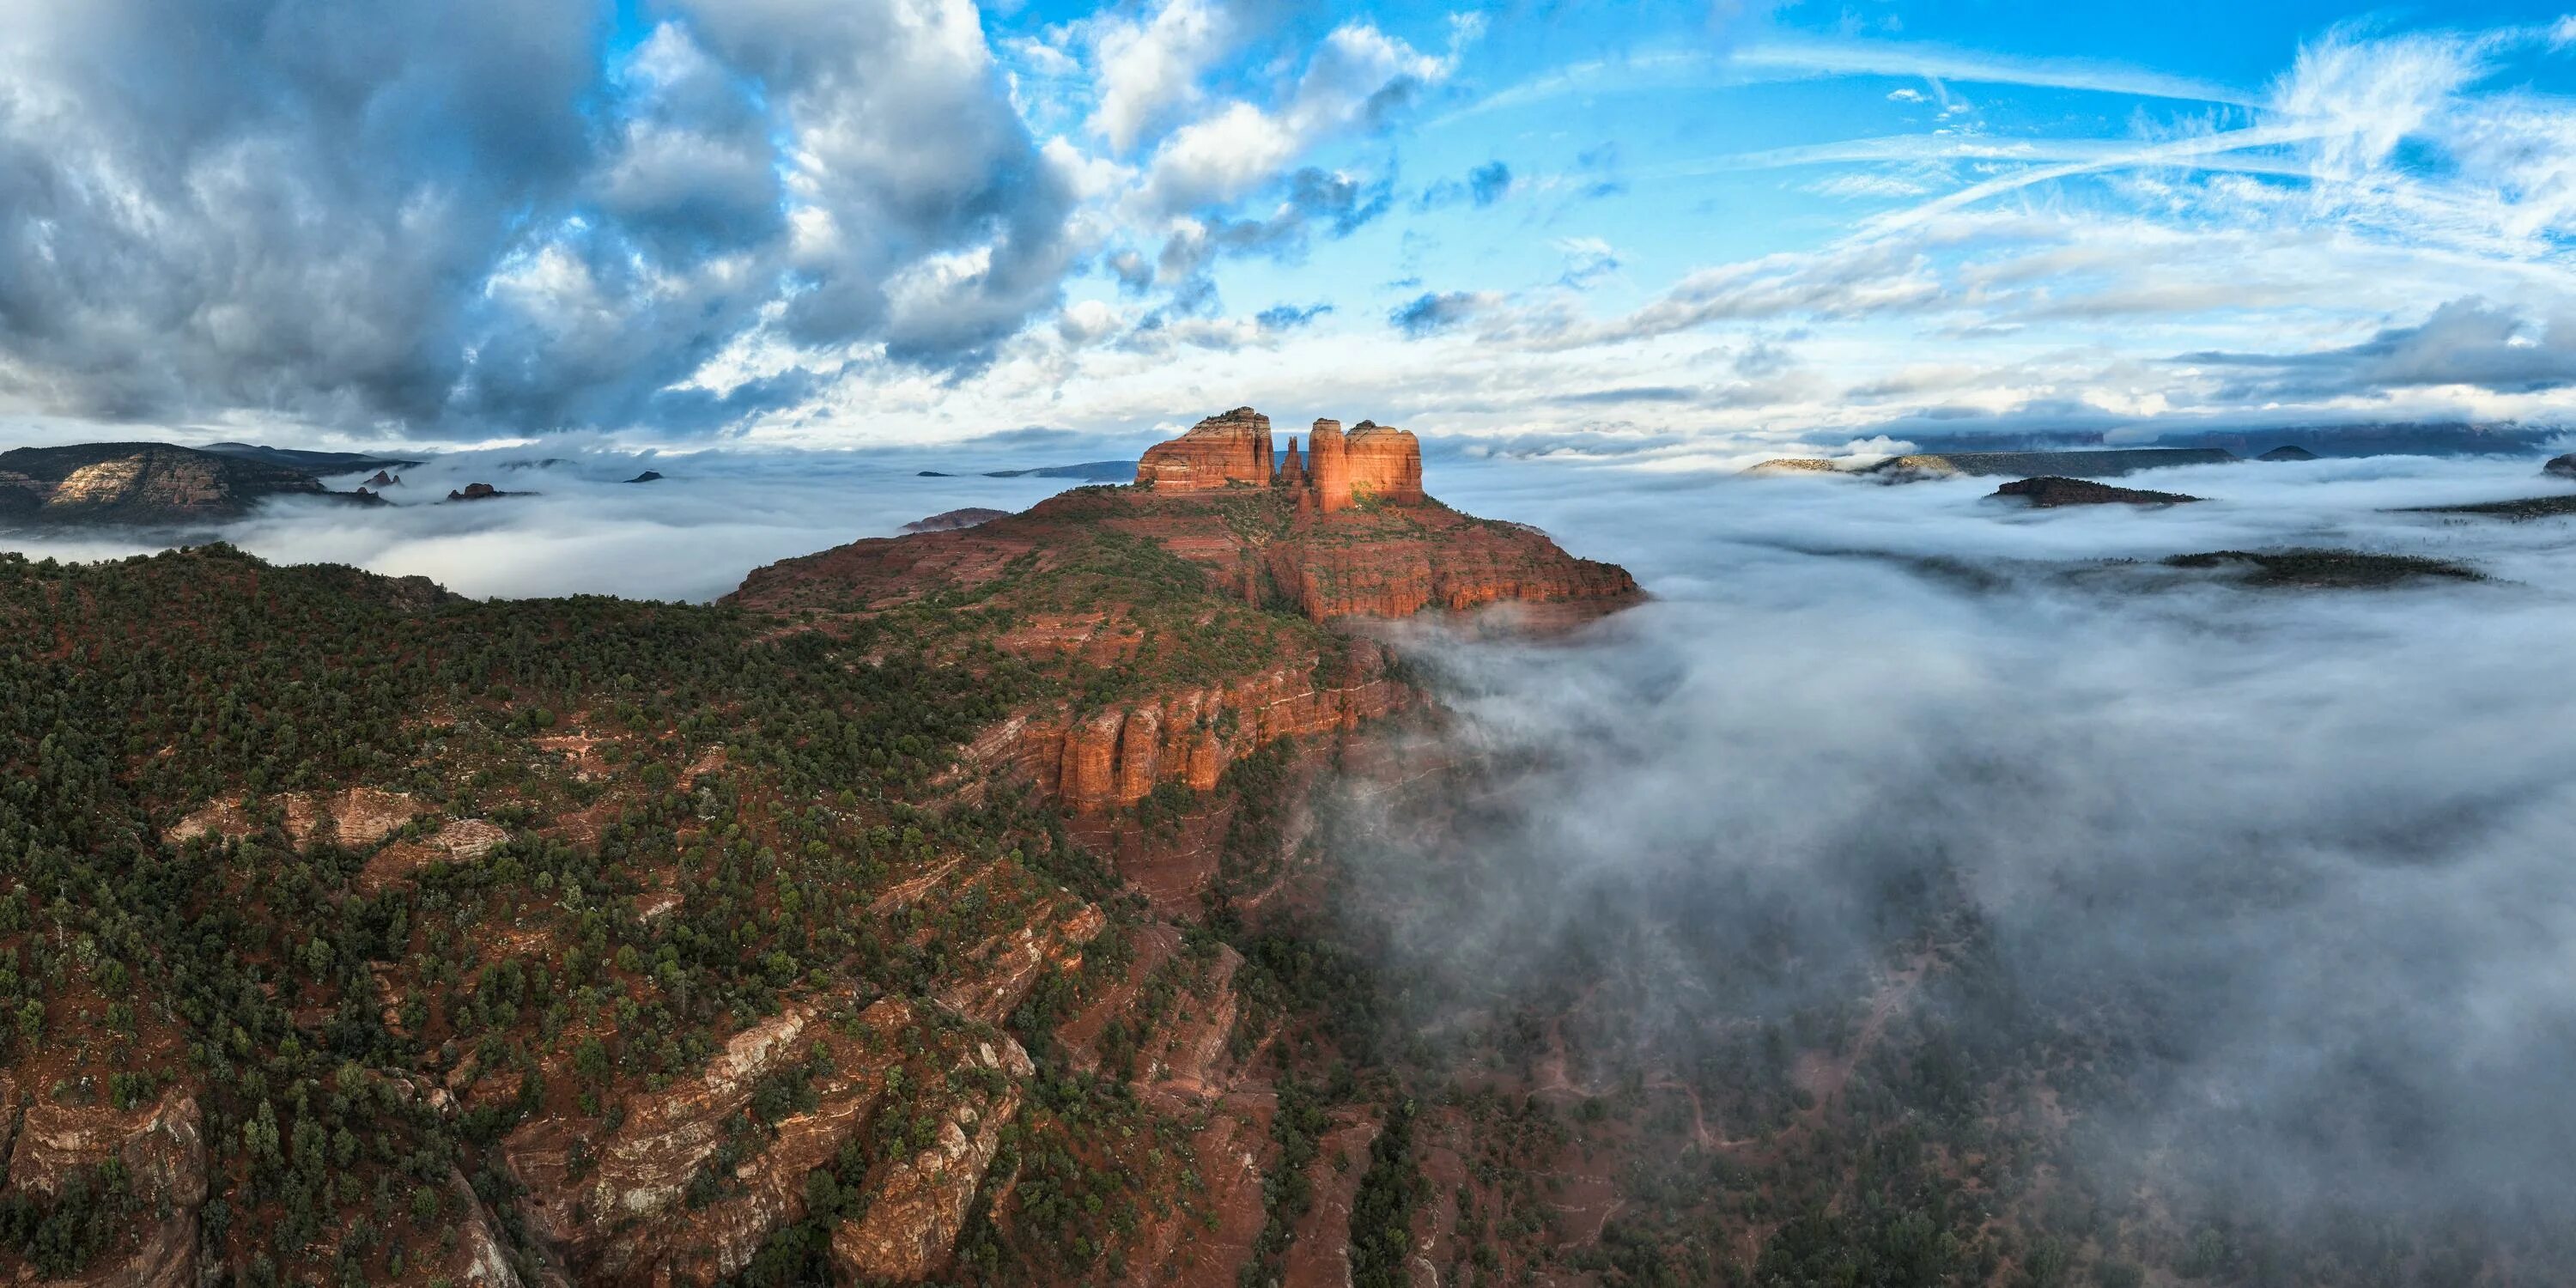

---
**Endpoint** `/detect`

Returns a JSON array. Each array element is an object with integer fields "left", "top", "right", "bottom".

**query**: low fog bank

[
  {"left": 0, "top": 446, "right": 1119, "bottom": 600},
  {"left": 1352, "top": 452, "right": 2576, "bottom": 1219}
]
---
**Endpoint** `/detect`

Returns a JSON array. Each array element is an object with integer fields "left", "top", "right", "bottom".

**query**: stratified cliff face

[
  {"left": 1042, "top": 638, "right": 1413, "bottom": 811},
  {"left": 1134, "top": 408, "right": 1274, "bottom": 491},
  {"left": 1260, "top": 507, "right": 1637, "bottom": 623}
]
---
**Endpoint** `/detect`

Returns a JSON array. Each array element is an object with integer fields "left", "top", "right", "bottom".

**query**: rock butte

[
  {"left": 729, "top": 405, "right": 1640, "bottom": 815},
  {"left": 1134, "top": 407, "right": 1425, "bottom": 510}
]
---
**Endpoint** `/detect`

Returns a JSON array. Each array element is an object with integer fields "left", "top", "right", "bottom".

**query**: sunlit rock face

[
  {"left": 1341, "top": 420, "right": 1425, "bottom": 505},
  {"left": 1133, "top": 407, "right": 1274, "bottom": 491}
]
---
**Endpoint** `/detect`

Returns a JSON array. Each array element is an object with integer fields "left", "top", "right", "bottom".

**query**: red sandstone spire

[{"left": 1308, "top": 418, "right": 1352, "bottom": 512}]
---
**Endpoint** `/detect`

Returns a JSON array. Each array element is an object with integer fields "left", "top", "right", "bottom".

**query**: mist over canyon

[{"left": 8, "top": 440, "right": 2576, "bottom": 1280}]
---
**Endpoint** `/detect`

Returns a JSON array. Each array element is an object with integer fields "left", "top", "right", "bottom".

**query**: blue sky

[{"left": 7, "top": 0, "right": 2576, "bottom": 459}]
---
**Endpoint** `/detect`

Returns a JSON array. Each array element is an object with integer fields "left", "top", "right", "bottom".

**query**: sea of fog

[
  {"left": 1391, "top": 450, "right": 2576, "bottom": 1216},
  {"left": 14, "top": 446, "right": 2576, "bottom": 1212}
]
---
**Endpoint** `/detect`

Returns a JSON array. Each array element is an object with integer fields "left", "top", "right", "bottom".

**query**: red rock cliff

[
  {"left": 1308, "top": 418, "right": 1353, "bottom": 513},
  {"left": 1343, "top": 421, "right": 1425, "bottom": 504},
  {"left": 1134, "top": 407, "right": 1274, "bottom": 491}
]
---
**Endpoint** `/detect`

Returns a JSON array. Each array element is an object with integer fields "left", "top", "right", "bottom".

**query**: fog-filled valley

[
  {"left": 9, "top": 445, "right": 2576, "bottom": 1284},
  {"left": 1329, "top": 452, "right": 2576, "bottom": 1281}
]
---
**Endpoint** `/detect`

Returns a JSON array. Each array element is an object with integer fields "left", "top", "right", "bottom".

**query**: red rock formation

[
  {"left": 831, "top": 1036, "right": 1037, "bottom": 1280},
  {"left": 1343, "top": 421, "right": 1424, "bottom": 504},
  {"left": 902, "top": 507, "right": 1012, "bottom": 534},
  {"left": 1134, "top": 407, "right": 1273, "bottom": 491},
  {"left": 1263, "top": 513, "right": 1639, "bottom": 622},
  {"left": 1308, "top": 418, "right": 1352, "bottom": 513},
  {"left": 1279, "top": 436, "right": 1307, "bottom": 488},
  {"left": 1041, "top": 637, "right": 1411, "bottom": 811}
]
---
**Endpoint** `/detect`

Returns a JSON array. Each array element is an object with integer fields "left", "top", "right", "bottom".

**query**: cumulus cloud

[
  {"left": 0, "top": 0, "right": 1077, "bottom": 436},
  {"left": 1088, "top": 0, "right": 1236, "bottom": 153},
  {"left": 1138, "top": 19, "right": 1452, "bottom": 215}
]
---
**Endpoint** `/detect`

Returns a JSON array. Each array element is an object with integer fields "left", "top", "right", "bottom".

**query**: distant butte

[{"left": 1992, "top": 477, "right": 2201, "bottom": 507}]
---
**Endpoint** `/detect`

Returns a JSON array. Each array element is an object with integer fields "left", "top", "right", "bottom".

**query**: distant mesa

[
  {"left": 1865, "top": 448, "right": 2235, "bottom": 480},
  {"left": 2546, "top": 453, "right": 2576, "bottom": 479},
  {"left": 499, "top": 458, "right": 568, "bottom": 471},
  {"left": 364, "top": 469, "right": 403, "bottom": 487},
  {"left": 1743, "top": 447, "right": 2237, "bottom": 481},
  {"left": 625, "top": 470, "right": 665, "bottom": 483},
  {"left": 0, "top": 442, "right": 374, "bottom": 528},
  {"left": 1993, "top": 477, "right": 2201, "bottom": 507},
  {"left": 2162, "top": 549, "right": 2483, "bottom": 588},
  {"left": 915, "top": 461, "right": 1137, "bottom": 480},
  {"left": 2257, "top": 446, "right": 2320, "bottom": 462},
  {"left": 445, "top": 482, "right": 531, "bottom": 502},
  {"left": 2400, "top": 493, "right": 2576, "bottom": 520},
  {"left": 902, "top": 507, "right": 1011, "bottom": 534},
  {"left": 985, "top": 461, "right": 1137, "bottom": 480},
  {"left": 1135, "top": 408, "right": 1424, "bottom": 510}
]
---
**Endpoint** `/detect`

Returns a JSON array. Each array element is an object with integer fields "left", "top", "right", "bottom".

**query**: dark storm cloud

[
  {"left": 2178, "top": 297, "right": 2576, "bottom": 398},
  {"left": 0, "top": 0, "right": 1078, "bottom": 436}
]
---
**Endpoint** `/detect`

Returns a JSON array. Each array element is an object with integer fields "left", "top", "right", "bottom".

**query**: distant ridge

[
  {"left": 982, "top": 460, "right": 1138, "bottom": 479},
  {"left": 201, "top": 441, "right": 421, "bottom": 473},
  {"left": 1864, "top": 448, "right": 2236, "bottom": 479}
]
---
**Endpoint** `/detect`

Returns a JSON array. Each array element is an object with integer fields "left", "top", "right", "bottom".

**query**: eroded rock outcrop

[
  {"left": 506, "top": 1003, "right": 846, "bottom": 1280},
  {"left": 2, "top": 1084, "right": 208, "bottom": 1288},
  {"left": 903, "top": 507, "right": 1011, "bottom": 534},
  {"left": 830, "top": 1036, "right": 1037, "bottom": 1282},
  {"left": 2546, "top": 453, "right": 2576, "bottom": 479},
  {"left": 1136, "top": 408, "right": 1275, "bottom": 491}
]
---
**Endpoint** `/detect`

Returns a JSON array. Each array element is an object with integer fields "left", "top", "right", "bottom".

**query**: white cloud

[
  {"left": 1088, "top": 0, "right": 1233, "bottom": 154},
  {"left": 1139, "top": 19, "right": 1452, "bottom": 214}
]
